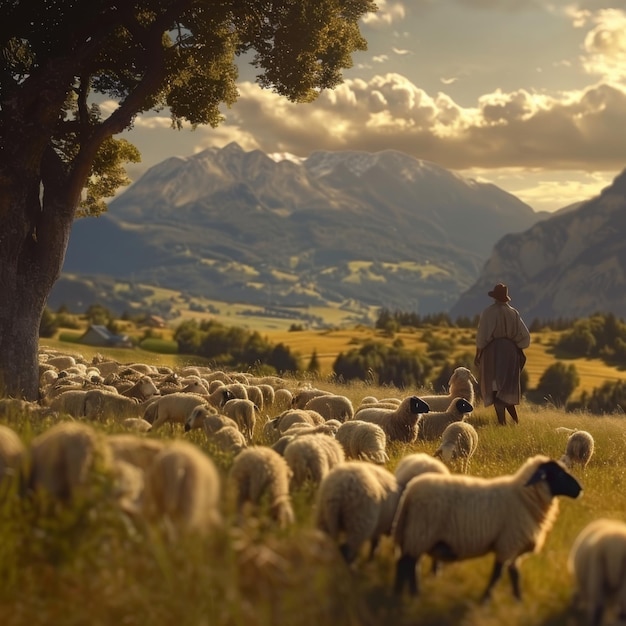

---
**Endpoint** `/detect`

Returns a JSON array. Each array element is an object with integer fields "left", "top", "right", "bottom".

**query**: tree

[
  {"left": 0, "top": 0, "right": 376, "bottom": 399},
  {"left": 534, "top": 362, "right": 580, "bottom": 407}
]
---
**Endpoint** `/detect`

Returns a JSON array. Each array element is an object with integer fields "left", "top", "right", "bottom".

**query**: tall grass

[{"left": 2, "top": 379, "right": 626, "bottom": 625}]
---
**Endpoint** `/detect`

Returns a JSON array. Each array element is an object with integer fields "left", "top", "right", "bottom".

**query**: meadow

[{"left": 1, "top": 348, "right": 626, "bottom": 626}]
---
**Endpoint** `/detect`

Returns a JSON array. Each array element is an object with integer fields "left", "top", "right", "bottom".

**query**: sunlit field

[{"left": 1, "top": 344, "right": 626, "bottom": 625}]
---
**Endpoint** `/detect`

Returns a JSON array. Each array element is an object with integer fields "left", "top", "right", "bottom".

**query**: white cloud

[
  {"left": 372, "top": 54, "right": 390, "bottom": 63},
  {"left": 392, "top": 47, "right": 412, "bottom": 55},
  {"left": 361, "top": 1, "right": 406, "bottom": 27},
  {"left": 580, "top": 9, "right": 626, "bottom": 82}
]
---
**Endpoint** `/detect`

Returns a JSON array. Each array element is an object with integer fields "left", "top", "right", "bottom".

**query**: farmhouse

[{"left": 78, "top": 325, "right": 133, "bottom": 349}]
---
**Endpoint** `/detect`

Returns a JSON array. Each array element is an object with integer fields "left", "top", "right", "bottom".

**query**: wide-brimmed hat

[{"left": 488, "top": 283, "right": 511, "bottom": 302}]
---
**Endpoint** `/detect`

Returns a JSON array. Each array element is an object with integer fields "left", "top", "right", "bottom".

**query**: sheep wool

[
  {"left": 283, "top": 434, "right": 345, "bottom": 488},
  {"left": 354, "top": 396, "right": 430, "bottom": 444},
  {"left": 559, "top": 429, "right": 595, "bottom": 471},
  {"left": 434, "top": 421, "right": 479, "bottom": 473},
  {"left": 394, "top": 452, "right": 449, "bottom": 490},
  {"left": 419, "top": 366, "right": 478, "bottom": 412},
  {"left": 392, "top": 455, "right": 582, "bottom": 602},
  {"left": 568, "top": 518, "right": 626, "bottom": 626},
  {"left": 316, "top": 461, "right": 400, "bottom": 564},
  {"left": 229, "top": 446, "right": 295, "bottom": 528},
  {"left": 335, "top": 420, "right": 389, "bottom": 465},
  {"left": 417, "top": 397, "right": 473, "bottom": 442},
  {"left": 304, "top": 394, "right": 355, "bottom": 422},
  {"left": 141, "top": 440, "right": 222, "bottom": 537},
  {"left": 221, "top": 398, "right": 258, "bottom": 441}
]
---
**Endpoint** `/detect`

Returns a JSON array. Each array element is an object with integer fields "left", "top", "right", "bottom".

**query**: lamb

[
  {"left": 335, "top": 420, "right": 389, "bottom": 465},
  {"left": 568, "top": 518, "right": 626, "bottom": 626},
  {"left": 283, "top": 434, "right": 345, "bottom": 488},
  {"left": 394, "top": 452, "right": 450, "bottom": 491},
  {"left": 434, "top": 421, "right": 479, "bottom": 473},
  {"left": 143, "top": 393, "right": 210, "bottom": 430},
  {"left": 557, "top": 428, "right": 595, "bottom": 471},
  {"left": 417, "top": 397, "right": 473, "bottom": 442},
  {"left": 315, "top": 461, "right": 400, "bottom": 564},
  {"left": 419, "top": 366, "right": 478, "bottom": 412},
  {"left": 228, "top": 446, "right": 295, "bottom": 528},
  {"left": 392, "top": 455, "right": 582, "bottom": 602},
  {"left": 353, "top": 396, "right": 430, "bottom": 444},
  {"left": 304, "top": 394, "right": 355, "bottom": 422},
  {"left": 221, "top": 398, "right": 259, "bottom": 441},
  {"left": 27, "top": 421, "right": 115, "bottom": 504},
  {"left": 141, "top": 440, "right": 222, "bottom": 537}
]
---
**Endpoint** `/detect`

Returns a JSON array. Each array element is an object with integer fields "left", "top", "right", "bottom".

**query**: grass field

[{"left": 2, "top": 367, "right": 626, "bottom": 626}]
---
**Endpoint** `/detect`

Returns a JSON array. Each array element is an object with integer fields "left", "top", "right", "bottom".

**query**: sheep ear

[{"left": 525, "top": 467, "right": 547, "bottom": 486}]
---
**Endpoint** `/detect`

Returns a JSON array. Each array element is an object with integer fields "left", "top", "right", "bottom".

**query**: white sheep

[
  {"left": 283, "top": 434, "right": 345, "bottom": 488},
  {"left": 291, "top": 388, "right": 332, "bottom": 409},
  {"left": 83, "top": 388, "right": 142, "bottom": 421},
  {"left": 353, "top": 396, "right": 430, "bottom": 444},
  {"left": 392, "top": 455, "right": 582, "bottom": 602},
  {"left": 393, "top": 452, "right": 450, "bottom": 491},
  {"left": 228, "top": 446, "right": 295, "bottom": 528},
  {"left": 434, "top": 421, "right": 479, "bottom": 473},
  {"left": 568, "top": 518, "right": 626, "bottom": 626},
  {"left": 184, "top": 405, "right": 237, "bottom": 435},
  {"left": 221, "top": 398, "right": 258, "bottom": 441},
  {"left": 208, "top": 426, "right": 248, "bottom": 455},
  {"left": 417, "top": 397, "right": 473, "bottom": 442},
  {"left": 315, "top": 461, "right": 400, "bottom": 564},
  {"left": 304, "top": 394, "right": 355, "bottom": 422},
  {"left": 120, "top": 375, "right": 160, "bottom": 401},
  {"left": 273, "top": 408, "right": 327, "bottom": 434},
  {"left": 107, "top": 433, "right": 168, "bottom": 472},
  {"left": 27, "top": 421, "right": 114, "bottom": 504},
  {"left": 419, "top": 366, "right": 478, "bottom": 411},
  {"left": 273, "top": 387, "right": 294, "bottom": 410},
  {"left": 47, "top": 388, "right": 89, "bottom": 418},
  {"left": 141, "top": 440, "right": 222, "bottom": 537},
  {"left": 335, "top": 420, "right": 389, "bottom": 465},
  {"left": 557, "top": 428, "right": 595, "bottom": 471},
  {"left": 143, "top": 393, "right": 210, "bottom": 430},
  {"left": 0, "top": 424, "right": 26, "bottom": 496},
  {"left": 121, "top": 417, "right": 153, "bottom": 432},
  {"left": 271, "top": 422, "right": 340, "bottom": 456}
]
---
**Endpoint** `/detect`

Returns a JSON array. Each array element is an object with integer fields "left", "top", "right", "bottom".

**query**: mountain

[
  {"left": 449, "top": 169, "right": 626, "bottom": 321},
  {"left": 54, "top": 143, "right": 548, "bottom": 315}
]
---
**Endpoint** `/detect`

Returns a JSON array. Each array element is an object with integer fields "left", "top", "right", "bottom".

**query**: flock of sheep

[{"left": 0, "top": 350, "right": 623, "bottom": 626}]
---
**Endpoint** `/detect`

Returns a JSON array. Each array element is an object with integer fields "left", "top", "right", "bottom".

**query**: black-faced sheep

[
  {"left": 353, "top": 396, "right": 430, "bottom": 444},
  {"left": 392, "top": 455, "right": 582, "bottom": 602},
  {"left": 417, "top": 397, "right": 473, "bottom": 442}
]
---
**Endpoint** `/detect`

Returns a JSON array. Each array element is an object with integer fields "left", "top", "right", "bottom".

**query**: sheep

[
  {"left": 304, "top": 394, "right": 355, "bottom": 422},
  {"left": 394, "top": 452, "right": 450, "bottom": 491},
  {"left": 256, "top": 383, "right": 276, "bottom": 408},
  {"left": 291, "top": 388, "right": 332, "bottom": 409},
  {"left": 273, "top": 387, "right": 293, "bottom": 410},
  {"left": 271, "top": 422, "right": 341, "bottom": 456},
  {"left": 315, "top": 461, "right": 400, "bottom": 564},
  {"left": 434, "top": 421, "right": 479, "bottom": 473},
  {"left": 83, "top": 388, "right": 142, "bottom": 421},
  {"left": 27, "top": 421, "right": 114, "bottom": 504},
  {"left": 557, "top": 428, "right": 595, "bottom": 471},
  {"left": 335, "top": 420, "right": 389, "bottom": 465},
  {"left": 121, "top": 417, "right": 153, "bottom": 432},
  {"left": 141, "top": 440, "right": 222, "bottom": 537},
  {"left": 184, "top": 405, "right": 237, "bottom": 435},
  {"left": 419, "top": 366, "right": 478, "bottom": 412},
  {"left": 273, "top": 408, "right": 327, "bottom": 434},
  {"left": 208, "top": 426, "right": 248, "bottom": 455},
  {"left": 244, "top": 384, "right": 265, "bottom": 412},
  {"left": 0, "top": 424, "right": 26, "bottom": 496},
  {"left": 417, "top": 397, "right": 473, "bottom": 442},
  {"left": 283, "top": 434, "right": 345, "bottom": 488},
  {"left": 144, "top": 393, "right": 210, "bottom": 430},
  {"left": 392, "top": 455, "right": 583, "bottom": 602},
  {"left": 353, "top": 396, "right": 430, "bottom": 444},
  {"left": 47, "top": 389, "right": 89, "bottom": 417},
  {"left": 107, "top": 434, "right": 168, "bottom": 472},
  {"left": 568, "top": 518, "right": 626, "bottom": 626},
  {"left": 120, "top": 375, "right": 160, "bottom": 401},
  {"left": 221, "top": 398, "right": 258, "bottom": 441},
  {"left": 228, "top": 446, "right": 295, "bottom": 528}
]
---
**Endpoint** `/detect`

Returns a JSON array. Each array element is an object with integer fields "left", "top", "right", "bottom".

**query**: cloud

[
  {"left": 579, "top": 9, "right": 626, "bottom": 82},
  {"left": 392, "top": 47, "right": 412, "bottom": 55},
  {"left": 361, "top": 0, "right": 406, "bottom": 27}
]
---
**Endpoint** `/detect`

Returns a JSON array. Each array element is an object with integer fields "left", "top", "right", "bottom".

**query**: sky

[{"left": 108, "top": 1, "right": 626, "bottom": 214}]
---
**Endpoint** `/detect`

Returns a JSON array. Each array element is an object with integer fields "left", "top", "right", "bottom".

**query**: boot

[
  {"left": 494, "top": 398, "right": 507, "bottom": 425},
  {"left": 506, "top": 404, "right": 519, "bottom": 424}
]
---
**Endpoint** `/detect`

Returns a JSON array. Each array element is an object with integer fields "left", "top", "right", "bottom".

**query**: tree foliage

[
  {"left": 0, "top": 0, "right": 376, "bottom": 399},
  {"left": 533, "top": 362, "right": 580, "bottom": 407}
]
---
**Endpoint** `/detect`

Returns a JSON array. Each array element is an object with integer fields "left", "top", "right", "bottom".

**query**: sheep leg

[
  {"left": 480, "top": 559, "right": 504, "bottom": 603},
  {"left": 394, "top": 554, "right": 418, "bottom": 596},
  {"left": 507, "top": 562, "right": 522, "bottom": 600}
]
